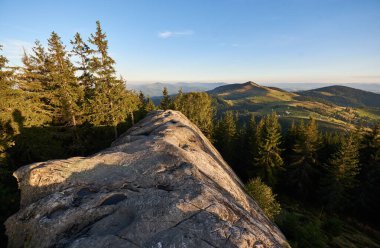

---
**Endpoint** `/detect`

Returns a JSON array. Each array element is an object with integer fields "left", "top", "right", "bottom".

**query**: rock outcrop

[{"left": 5, "top": 110, "right": 288, "bottom": 248}]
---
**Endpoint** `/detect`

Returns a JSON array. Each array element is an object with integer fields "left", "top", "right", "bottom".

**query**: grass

[{"left": 355, "top": 108, "right": 380, "bottom": 120}]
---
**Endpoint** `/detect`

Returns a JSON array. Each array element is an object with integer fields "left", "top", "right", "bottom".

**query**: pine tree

[
  {"left": 18, "top": 41, "right": 53, "bottom": 125},
  {"left": 47, "top": 32, "right": 83, "bottom": 126},
  {"left": 0, "top": 44, "right": 17, "bottom": 163},
  {"left": 233, "top": 122, "right": 249, "bottom": 179},
  {"left": 286, "top": 118, "right": 320, "bottom": 199},
  {"left": 318, "top": 131, "right": 342, "bottom": 165},
  {"left": 88, "top": 21, "right": 135, "bottom": 138},
  {"left": 233, "top": 114, "right": 258, "bottom": 179},
  {"left": 0, "top": 44, "right": 18, "bottom": 117},
  {"left": 173, "top": 88, "right": 184, "bottom": 110},
  {"left": 213, "top": 111, "right": 237, "bottom": 163},
  {"left": 144, "top": 97, "right": 156, "bottom": 112},
  {"left": 0, "top": 46, "right": 23, "bottom": 244},
  {"left": 160, "top": 87, "right": 172, "bottom": 110},
  {"left": 123, "top": 86, "right": 140, "bottom": 125},
  {"left": 255, "top": 113, "right": 283, "bottom": 186},
  {"left": 246, "top": 177, "right": 281, "bottom": 220},
  {"left": 71, "top": 32, "right": 94, "bottom": 100},
  {"left": 136, "top": 91, "right": 156, "bottom": 121},
  {"left": 356, "top": 123, "right": 380, "bottom": 226},
  {"left": 283, "top": 121, "right": 298, "bottom": 165},
  {"left": 246, "top": 114, "right": 258, "bottom": 167},
  {"left": 320, "top": 132, "right": 360, "bottom": 211}
]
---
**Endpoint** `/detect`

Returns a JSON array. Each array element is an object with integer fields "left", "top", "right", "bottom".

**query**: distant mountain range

[
  {"left": 128, "top": 82, "right": 226, "bottom": 97},
  {"left": 261, "top": 83, "right": 380, "bottom": 94},
  {"left": 129, "top": 82, "right": 380, "bottom": 97}
]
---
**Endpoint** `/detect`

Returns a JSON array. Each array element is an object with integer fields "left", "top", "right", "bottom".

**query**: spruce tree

[
  {"left": 255, "top": 113, "right": 283, "bottom": 186},
  {"left": 88, "top": 21, "right": 134, "bottom": 138},
  {"left": 18, "top": 41, "right": 53, "bottom": 125},
  {"left": 356, "top": 123, "right": 380, "bottom": 225},
  {"left": 246, "top": 177, "right": 281, "bottom": 220},
  {"left": 246, "top": 114, "right": 258, "bottom": 167},
  {"left": 233, "top": 122, "right": 250, "bottom": 179},
  {"left": 232, "top": 114, "right": 258, "bottom": 179},
  {"left": 0, "top": 45, "right": 17, "bottom": 163},
  {"left": 0, "top": 44, "right": 18, "bottom": 118},
  {"left": 283, "top": 121, "right": 298, "bottom": 165},
  {"left": 145, "top": 97, "right": 156, "bottom": 112},
  {"left": 287, "top": 118, "right": 320, "bottom": 199},
  {"left": 160, "top": 87, "right": 172, "bottom": 110},
  {"left": 47, "top": 32, "right": 83, "bottom": 126},
  {"left": 136, "top": 91, "right": 156, "bottom": 121},
  {"left": 214, "top": 111, "right": 237, "bottom": 163},
  {"left": 320, "top": 133, "right": 360, "bottom": 211},
  {"left": 0, "top": 46, "right": 22, "bottom": 245},
  {"left": 123, "top": 86, "right": 140, "bottom": 125},
  {"left": 173, "top": 88, "right": 184, "bottom": 110},
  {"left": 71, "top": 32, "right": 93, "bottom": 100}
]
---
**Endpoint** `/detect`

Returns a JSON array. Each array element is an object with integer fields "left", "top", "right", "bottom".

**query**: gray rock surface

[{"left": 5, "top": 110, "right": 288, "bottom": 248}]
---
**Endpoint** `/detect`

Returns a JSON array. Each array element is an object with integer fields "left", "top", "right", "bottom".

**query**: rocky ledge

[{"left": 5, "top": 110, "right": 288, "bottom": 248}]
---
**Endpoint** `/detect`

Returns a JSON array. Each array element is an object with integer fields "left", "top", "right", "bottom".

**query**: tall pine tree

[
  {"left": 246, "top": 114, "right": 258, "bottom": 167},
  {"left": 286, "top": 118, "right": 320, "bottom": 199},
  {"left": 356, "top": 123, "right": 380, "bottom": 226},
  {"left": 71, "top": 32, "right": 94, "bottom": 101},
  {"left": 47, "top": 32, "right": 83, "bottom": 126},
  {"left": 160, "top": 87, "right": 172, "bottom": 110},
  {"left": 255, "top": 113, "right": 283, "bottom": 186},
  {"left": 88, "top": 21, "right": 134, "bottom": 138},
  {"left": 213, "top": 111, "right": 237, "bottom": 164},
  {"left": 18, "top": 41, "right": 53, "bottom": 125},
  {"left": 0, "top": 44, "right": 18, "bottom": 163},
  {"left": 320, "top": 132, "right": 360, "bottom": 211}
]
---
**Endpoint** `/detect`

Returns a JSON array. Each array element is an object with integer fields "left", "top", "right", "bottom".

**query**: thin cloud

[{"left": 158, "top": 30, "right": 194, "bottom": 39}]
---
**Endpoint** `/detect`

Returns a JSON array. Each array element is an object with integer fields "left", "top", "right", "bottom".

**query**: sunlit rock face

[{"left": 5, "top": 110, "right": 288, "bottom": 248}]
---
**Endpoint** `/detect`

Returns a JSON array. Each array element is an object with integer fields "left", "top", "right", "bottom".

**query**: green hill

[
  {"left": 209, "top": 82, "right": 380, "bottom": 130},
  {"left": 208, "top": 81, "right": 297, "bottom": 102},
  {"left": 297, "top": 85, "right": 380, "bottom": 108}
]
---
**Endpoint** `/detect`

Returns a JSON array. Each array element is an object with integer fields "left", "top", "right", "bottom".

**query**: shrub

[{"left": 246, "top": 177, "right": 281, "bottom": 220}]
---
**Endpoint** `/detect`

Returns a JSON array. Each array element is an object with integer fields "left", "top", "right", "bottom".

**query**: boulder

[{"left": 5, "top": 110, "right": 288, "bottom": 248}]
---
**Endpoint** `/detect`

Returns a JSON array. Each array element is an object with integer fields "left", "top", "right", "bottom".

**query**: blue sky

[{"left": 1, "top": 0, "right": 379, "bottom": 84}]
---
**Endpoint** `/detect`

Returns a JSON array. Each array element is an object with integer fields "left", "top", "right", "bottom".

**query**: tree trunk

[
  {"left": 130, "top": 111, "right": 135, "bottom": 125},
  {"left": 72, "top": 114, "right": 77, "bottom": 127}
]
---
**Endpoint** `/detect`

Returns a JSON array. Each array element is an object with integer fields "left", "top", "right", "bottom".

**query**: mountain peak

[{"left": 244, "top": 81, "right": 259, "bottom": 87}]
